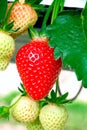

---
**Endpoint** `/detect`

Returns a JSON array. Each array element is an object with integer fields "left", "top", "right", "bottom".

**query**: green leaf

[
  {"left": 46, "top": 9, "right": 87, "bottom": 88},
  {"left": 5, "top": 21, "right": 14, "bottom": 31},
  {"left": 0, "top": 106, "right": 9, "bottom": 119},
  {"left": 0, "top": 0, "right": 7, "bottom": 23}
]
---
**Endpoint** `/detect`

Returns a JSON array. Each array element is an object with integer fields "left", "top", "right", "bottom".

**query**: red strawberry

[{"left": 16, "top": 37, "right": 62, "bottom": 100}]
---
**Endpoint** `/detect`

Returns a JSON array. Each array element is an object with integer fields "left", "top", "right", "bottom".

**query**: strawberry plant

[{"left": 0, "top": 0, "right": 87, "bottom": 130}]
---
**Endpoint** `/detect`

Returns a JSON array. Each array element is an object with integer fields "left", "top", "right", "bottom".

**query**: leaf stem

[
  {"left": 51, "top": 0, "right": 61, "bottom": 24},
  {"left": 41, "top": 1, "right": 54, "bottom": 29},
  {"left": 60, "top": 0, "right": 65, "bottom": 11},
  {"left": 51, "top": 0, "right": 64, "bottom": 96}
]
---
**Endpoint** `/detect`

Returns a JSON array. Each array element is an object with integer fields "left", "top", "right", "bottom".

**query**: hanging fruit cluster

[{"left": 0, "top": 0, "right": 87, "bottom": 130}]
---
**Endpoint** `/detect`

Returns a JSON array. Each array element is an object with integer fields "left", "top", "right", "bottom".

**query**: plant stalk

[
  {"left": 41, "top": 1, "right": 54, "bottom": 29},
  {"left": 51, "top": 0, "right": 61, "bottom": 24},
  {"left": 51, "top": 0, "right": 64, "bottom": 96}
]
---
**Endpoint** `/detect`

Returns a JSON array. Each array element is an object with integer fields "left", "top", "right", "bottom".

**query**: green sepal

[
  {"left": 39, "top": 99, "right": 48, "bottom": 108},
  {"left": 28, "top": 26, "right": 39, "bottom": 40},
  {"left": 39, "top": 90, "right": 70, "bottom": 107},
  {"left": 5, "top": 21, "right": 14, "bottom": 30},
  {"left": 18, "top": 83, "right": 27, "bottom": 96},
  {"left": 3, "top": 0, "right": 18, "bottom": 30},
  {"left": 0, "top": 106, "right": 9, "bottom": 119},
  {"left": 4, "top": 21, "right": 20, "bottom": 33},
  {"left": 49, "top": 90, "right": 70, "bottom": 105}
]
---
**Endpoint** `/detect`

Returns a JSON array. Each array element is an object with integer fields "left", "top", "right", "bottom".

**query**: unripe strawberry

[
  {"left": 10, "top": 96, "right": 40, "bottom": 123},
  {"left": 8, "top": 2, "right": 38, "bottom": 39},
  {"left": 26, "top": 118, "right": 44, "bottom": 130},
  {"left": 0, "top": 31, "right": 15, "bottom": 70},
  {"left": 39, "top": 104, "right": 68, "bottom": 130}
]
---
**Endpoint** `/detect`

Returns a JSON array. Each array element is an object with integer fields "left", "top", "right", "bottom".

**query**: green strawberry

[
  {"left": 10, "top": 96, "right": 40, "bottom": 123},
  {"left": 0, "top": 31, "right": 15, "bottom": 70},
  {"left": 26, "top": 118, "right": 44, "bottom": 130},
  {"left": 39, "top": 103, "right": 68, "bottom": 130}
]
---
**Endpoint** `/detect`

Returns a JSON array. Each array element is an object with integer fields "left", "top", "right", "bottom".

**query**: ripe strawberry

[
  {"left": 26, "top": 118, "right": 44, "bottom": 130},
  {"left": 10, "top": 96, "right": 40, "bottom": 123},
  {"left": 0, "top": 31, "right": 15, "bottom": 70},
  {"left": 16, "top": 37, "right": 62, "bottom": 100},
  {"left": 39, "top": 104, "right": 68, "bottom": 130},
  {"left": 8, "top": 2, "right": 38, "bottom": 39}
]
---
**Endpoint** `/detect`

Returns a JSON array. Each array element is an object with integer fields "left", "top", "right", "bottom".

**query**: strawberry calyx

[
  {"left": 32, "top": 37, "right": 49, "bottom": 45},
  {"left": 39, "top": 90, "right": 71, "bottom": 108},
  {"left": 28, "top": 26, "right": 48, "bottom": 42},
  {"left": 18, "top": 83, "right": 27, "bottom": 96},
  {"left": 0, "top": 0, "right": 19, "bottom": 33},
  {"left": 0, "top": 29, "right": 10, "bottom": 35}
]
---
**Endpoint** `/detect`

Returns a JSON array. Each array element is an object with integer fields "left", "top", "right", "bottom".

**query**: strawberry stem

[
  {"left": 28, "top": 26, "right": 39, "bottom": 40},
  {"left": 9, "top": 95, "right": 22, "bottom": 109},
  {"left": 55, "top": 79, "right": 59, "bottom": 97},
  {"left": 9, "top": 83, "right": 27, "bottom": 109},
  {"left": 51, "top": 0, "right": 65, "bottom": 97},
  {"left": 51, "top": 0, "right": 61, "bottom": 24},
  {"left": 60, "top": 0, "right": 65, "bottom": 11},
  {"left": 41, "top": 1, "right": 54, "bottom": 29}
]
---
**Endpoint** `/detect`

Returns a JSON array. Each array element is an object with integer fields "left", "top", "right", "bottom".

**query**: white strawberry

[
  {"left": 0, "top": 31, "right": 15, "bottom": 70},
  {"left": 39, "top": 103, "right": 68, "bottom": 130},
  {"left": 10, "top": 96, "right": 40, "bottom": 123},
  {"left": 26, "top": 118, "right": 44, "bottom": 130},
  {"left": 8, "top": 2, "right": 38, "bottom": 39}
]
